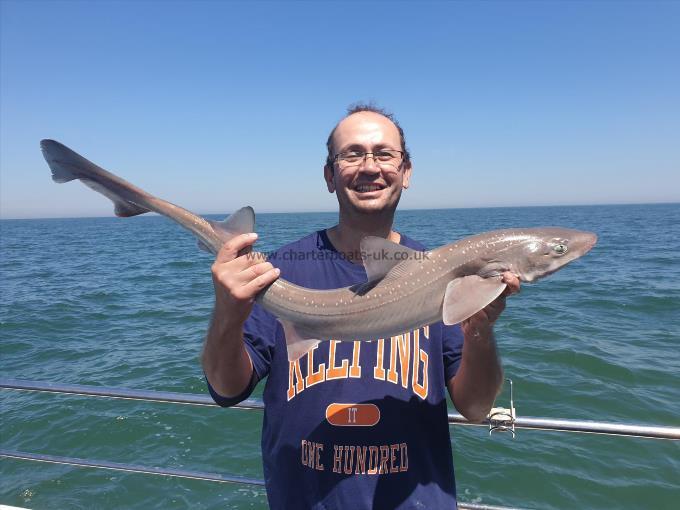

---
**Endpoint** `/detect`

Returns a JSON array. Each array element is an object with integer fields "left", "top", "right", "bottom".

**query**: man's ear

[
  {"left": 402, "top": 161, "right": 412, "bottom": 189},
  {"left": 324, "top": 165, "right": 336, "bottom": 193}
]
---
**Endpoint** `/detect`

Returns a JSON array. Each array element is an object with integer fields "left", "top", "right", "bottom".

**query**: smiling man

[{"left": 202, "top": 104, "right": 519, "bottom": 509}]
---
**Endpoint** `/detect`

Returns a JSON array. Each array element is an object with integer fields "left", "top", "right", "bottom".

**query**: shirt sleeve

[
  {"left": 442, "top": 323, "right": 464, "bottom": 383},
  {"left": 206, "top": 370, "right": 259, "bottom": 407},
  {"left": 242, "top": 302, "right": 278, "bottom": 381},
  {"left": 204, "top": 302, "right": 278, "bottom": 406}
]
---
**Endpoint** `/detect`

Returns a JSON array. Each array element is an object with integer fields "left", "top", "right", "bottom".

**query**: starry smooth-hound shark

[{"left": 41, "top": 139, "right": 597, "bottom": 360}]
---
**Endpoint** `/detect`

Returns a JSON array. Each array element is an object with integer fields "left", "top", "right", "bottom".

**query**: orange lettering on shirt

[
  {"left": 397, "top": 332, "right": 411, "bottom": 388},
  {"left": 373, "top": 339, "right": 386, "bottom": 380},
  {"left": 390, "top": 444, "right": 399, "bottom": 473},
  {"left": 315, "top": 443, "right": 324, "bottom": 471},
  {"left": 378, "top": 445, "right": 390, "bottom": 474},
  {"left": 333, "top": 445, "right": 342, "bottom": 474},
  {"left": 306, "top": 344, "right": 326, "bottom": 387},
  {"left": 400, "top": 443, "right": 408, "bottom": 471},
  {"left": 412, "top": 329, "right": 429, "bottom": 399},
  {"left": 355, "top": 446, "right": 368, "bottom": 474},
  {"left": 349, "top": 341, "right": 361, "bottom": 378},
  {"left": 325, "top": 340, "right": 349, "bottom": 380},
  {"left": 343, "top": 446, "right": 355, "bottom": 474},
  {"left": 387, "top": 336, "right": 399, "bottom": 384},
  {"left": 307, "top": 440, "right": 315, "bottom": 468},
  {"left": 287, "top": 359, "right": 305, "bottom": 401},
  {"left": 301, "top": 440, "right": 308, "bottom": 466},
  {"left": 367, "top": 446, "right": 379, "bottom": 474}
]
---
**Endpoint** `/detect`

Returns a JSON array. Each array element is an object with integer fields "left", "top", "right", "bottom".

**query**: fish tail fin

[
  {"left": 40, "top": 139, "right": 151, "bottom": 218},
  {"left": 41, "top": 139, "right": 255, "bottom": 254},
  {"left": 45, "top": 155, "right": 78, "bottom": 184}
]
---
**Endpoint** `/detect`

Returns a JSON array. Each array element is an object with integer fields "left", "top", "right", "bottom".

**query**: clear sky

[{"left": 1, "top": 0, "right": 678, "bottom": 219}]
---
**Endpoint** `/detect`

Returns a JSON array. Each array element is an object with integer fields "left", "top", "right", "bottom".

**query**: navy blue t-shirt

[{"left": 208, "top": 230, "right": 464, "bottom": 509}]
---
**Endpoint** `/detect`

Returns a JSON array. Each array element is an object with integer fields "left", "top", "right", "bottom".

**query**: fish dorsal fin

[
  {"left": 208, "top": 206, "right": 255, "bottom": 236},
  {"left": 200, "top": 206, "right": 256, "bottom": 251},
  {"left": 360, "top": 236, "right": 421, "bottom": 282}
]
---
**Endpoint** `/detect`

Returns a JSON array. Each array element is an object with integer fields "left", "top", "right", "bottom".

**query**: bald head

[{"left": 325, "top": 105, "right": 410, "bottom": 169}]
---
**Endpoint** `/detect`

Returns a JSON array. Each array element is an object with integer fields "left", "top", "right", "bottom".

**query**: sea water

[{"left": 1, "top": 204, "right": 679, "bottom": 509}]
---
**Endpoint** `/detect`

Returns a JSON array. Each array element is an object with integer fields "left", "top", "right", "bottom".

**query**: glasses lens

[
  {"left": 375, "top": 150, "right": 401, "bottom": 163},
  {"left": 337, "top": 150, "right": 402, "bottom": 170},
  {"left": 339, "top": 151, "right": 364, "bottom": 164}
]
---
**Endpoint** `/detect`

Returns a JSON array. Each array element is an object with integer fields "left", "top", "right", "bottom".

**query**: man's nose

[{"left": 359, "top": 153, "right": 380, "bottom": 173}]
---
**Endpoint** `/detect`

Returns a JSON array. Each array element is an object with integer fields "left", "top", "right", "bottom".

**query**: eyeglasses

[{"left": 333, "top": 150, "right": 404, "bottom": 171}]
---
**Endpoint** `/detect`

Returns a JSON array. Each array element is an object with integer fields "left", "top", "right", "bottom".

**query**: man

[{"left": 202, "top": 105, "right": 520, "bottom": 509}]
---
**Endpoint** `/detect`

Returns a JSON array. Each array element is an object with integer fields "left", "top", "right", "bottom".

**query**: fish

[{"left": 41, "top": 139, "right": 597, "bottom": 361}]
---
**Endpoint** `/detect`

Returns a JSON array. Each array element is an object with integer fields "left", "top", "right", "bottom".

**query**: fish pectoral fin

[
  {"left": 442, "top": 275, "right": 507, "bottom": 325},
  {"left": 360, "top": 236, "right": 422, "bottom": 282},
  {"left": 280, "top": 320, "right": 321, "bottom": 361}
]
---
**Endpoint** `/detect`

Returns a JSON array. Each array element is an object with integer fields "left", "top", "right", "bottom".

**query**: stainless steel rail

[
  {"left": 2, "top": 378, "right": 679, "bottom": 440},
  {"left": 0, "top": 378, "right": 263, "bottom": 409},
  {"left": 0, "top": 449, "right": 264, "bottom": 486},
  {"left": 0, "top": 450, "right": 521, "bottom": 510}
]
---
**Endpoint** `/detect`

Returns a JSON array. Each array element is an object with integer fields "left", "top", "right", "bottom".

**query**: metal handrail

[
  {"left": 0, "top": 450, "right": 521, "bottom": 510},
  {"left": 0, "top": 378, "right": 262, "bottom": 409},
  {"left": 4, "top": 378, "right": 678, "bottom": 510},
  {"left": 0, "top": 449, "right": 264, "bottom": 486},
  {"left": 1, "top": 378, "right": 678, "bottom": 440}
]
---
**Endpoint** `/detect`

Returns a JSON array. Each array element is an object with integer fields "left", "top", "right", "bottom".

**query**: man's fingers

[
  {"left": 215, "top": 233, "right": 259, "bottom": 264},
  {"left": 225, "top": 250, "right": 268, "bottom": 273},
  {"left": 213, "top": 259, "right": 272, "bottom": 288},
  {"left": 466, "top": 273, "right": 519, "bottom": 329},
  {"left": 238, "top": 261, "right": 275, "bottom": 282},
  {"left": 501, "top": 272, "right": 521, "bottom": 296},
  {"left": 240, "top": 267, "right": 281, "bottom": 297}
]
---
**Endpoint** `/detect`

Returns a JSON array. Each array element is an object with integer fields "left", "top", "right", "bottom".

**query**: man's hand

[
  {"left": 202, "top": 233, "right": 280, "bottom": 399},
  {"left": 461, "top": 272, "right": 521, "bottom": 336},
  {"left": 211, "top": 233, "right": 280, "bottom": 326}
]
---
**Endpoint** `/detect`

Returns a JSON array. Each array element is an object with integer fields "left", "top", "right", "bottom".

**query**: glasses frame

[{"left": 333, "top": 150, "right": 405, "bottom": 170}]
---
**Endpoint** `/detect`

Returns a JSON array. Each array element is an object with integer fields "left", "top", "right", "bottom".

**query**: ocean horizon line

[{"left": 0, "top": 200, "right": 678, "bottom": 222}]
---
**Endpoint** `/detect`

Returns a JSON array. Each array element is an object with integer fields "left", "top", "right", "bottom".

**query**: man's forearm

[
  {"left": 201, "top": 309, "right": 254, "bottom": 398},
  {"left": 449, "top": 322, "right": 503, "bottom": 423}
]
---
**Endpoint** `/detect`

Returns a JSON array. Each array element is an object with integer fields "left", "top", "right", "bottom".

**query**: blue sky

[{"left": 1, "top": 0, "right": 678, "bottom": 219}]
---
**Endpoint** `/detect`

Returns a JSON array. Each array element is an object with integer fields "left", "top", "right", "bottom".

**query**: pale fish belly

[{"left": 258, "top": 277, "right": 448, "bottom": 342}]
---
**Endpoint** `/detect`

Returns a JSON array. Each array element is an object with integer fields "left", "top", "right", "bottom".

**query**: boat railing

[{"left": 2, "top": 378, "right": 679, "bottom": 510}]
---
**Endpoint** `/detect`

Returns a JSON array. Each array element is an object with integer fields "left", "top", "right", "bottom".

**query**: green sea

[{"left": 1, "top": 204, "right": 679, "bottom": 509}]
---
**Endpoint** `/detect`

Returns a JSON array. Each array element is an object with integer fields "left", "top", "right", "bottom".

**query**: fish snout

[{"left": 579, "top": 231, "right": 598, "bottom": 254}]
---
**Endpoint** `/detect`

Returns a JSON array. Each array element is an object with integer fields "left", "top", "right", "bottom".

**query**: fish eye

[{"left": 553, "top": 243, "right": 568, "bottom": 255}]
